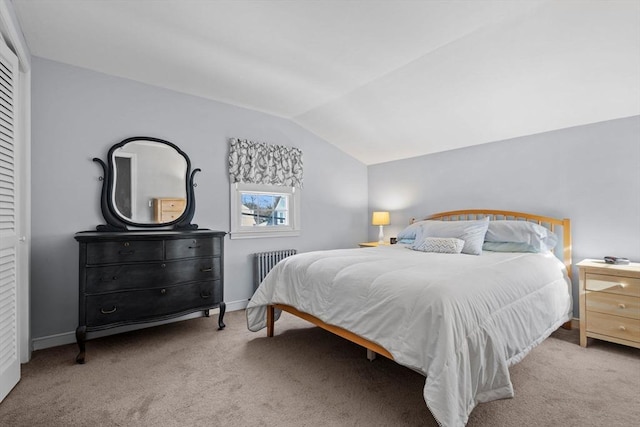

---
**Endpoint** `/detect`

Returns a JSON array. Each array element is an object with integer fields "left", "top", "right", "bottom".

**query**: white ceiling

[{"left": 13, "top": 0, "right": 640, "bottom": 165}]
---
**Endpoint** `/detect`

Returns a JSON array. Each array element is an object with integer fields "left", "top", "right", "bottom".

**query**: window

[{"left": 230, "top": 183, "right": 301, "bottom": 239}]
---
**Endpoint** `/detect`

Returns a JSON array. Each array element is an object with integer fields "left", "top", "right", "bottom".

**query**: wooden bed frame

[{"left": 265, "top": 209, "right": 572, "bottom": 360}]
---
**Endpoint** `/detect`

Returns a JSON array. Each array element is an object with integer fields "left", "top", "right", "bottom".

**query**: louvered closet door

[{"left": 0, "top": 39, "right": 20, "bottom": 402}]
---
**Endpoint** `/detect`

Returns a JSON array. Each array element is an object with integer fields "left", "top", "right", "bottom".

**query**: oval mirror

[{"left": 93, "top": 137, "right": 199, "bottom": 231}]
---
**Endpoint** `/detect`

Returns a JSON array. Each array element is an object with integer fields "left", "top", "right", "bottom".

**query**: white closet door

[{"left": 0, "top": 38, "right": 20, "bottom": 402}]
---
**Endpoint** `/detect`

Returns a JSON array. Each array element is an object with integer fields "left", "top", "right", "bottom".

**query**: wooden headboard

[{"left": 411, "top": 209, "right": 572, "bottom": 280}]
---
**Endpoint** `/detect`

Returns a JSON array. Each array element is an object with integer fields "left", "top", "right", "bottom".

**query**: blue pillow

[
  {"left": 485, "top": 221, "right": 558, "bottom": 252},
  {"left": 482, "top": 241, "right": 536, "bottom": 253},
  {"left": 397, "top": 238, "right": 415, "bottom": 245},
  {"left": 396, "top": 221, "right": 426, "bottom": 241},
  {"left": 414, "top": 218, "right": 489, "bottom": 255}
]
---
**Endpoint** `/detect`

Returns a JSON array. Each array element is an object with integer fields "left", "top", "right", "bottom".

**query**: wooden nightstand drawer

[
  {"left": 586, "top": 292, "right": 640, "bottom": 320},
  {"left": 585, "top": 273, "right": 640, "bottom": 297},
  {"left": 159, "top": 198, "right": 186, "bottom": 211},
  {"left": 586, "top": 311, "right": 640, "bottom": 343},
  {"left": 159, "top": 211, "right": 183, "bottom": 222}
]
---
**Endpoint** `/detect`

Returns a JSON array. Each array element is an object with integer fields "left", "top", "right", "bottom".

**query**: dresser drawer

[
  {"left": 586, "top": 292, "right": 640, "bottom": 320},
  {"left": 85, "top": 258, "right": 221, "bottom": 293},
  {"left": 585, "top": 273, "right": 640, "bottom": 297},
  {"left": 85, "top": 280, "right": 220, "bottom": 327},
  {"left": 159, "top": 198, "right": 186, "bottom": 212},
  {"left": 86, "top": 240, "right": 163, "bottom": 265},
  {"left": 165, "top": 237, "right": 221, "bottom": 259},
  {"left": 586, "top": 311, "right": 640, "bottom": 343},
  {"left": 159, "top": 211, "right": 183, "bottom": 222}
]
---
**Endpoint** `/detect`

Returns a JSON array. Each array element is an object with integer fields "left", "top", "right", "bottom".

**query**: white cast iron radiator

[{"left": 253, "top": 249, "right": 297, "bottom": 292}]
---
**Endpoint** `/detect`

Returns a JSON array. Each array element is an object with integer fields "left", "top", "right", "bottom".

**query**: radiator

[{"left": 253, "top": 249, "right": 297, "bottom": 292}]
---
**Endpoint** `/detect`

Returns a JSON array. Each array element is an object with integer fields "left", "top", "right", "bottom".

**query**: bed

[{"left": 246, "top": 209, "right": 573, "bottom": 427}]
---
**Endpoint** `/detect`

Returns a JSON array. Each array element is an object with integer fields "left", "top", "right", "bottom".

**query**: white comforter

[{"left": 246, "top": 246, "right": 572, "bottom": 426}]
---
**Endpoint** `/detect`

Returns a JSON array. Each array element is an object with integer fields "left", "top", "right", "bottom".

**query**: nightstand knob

[
  {"left": 619, "top": 325, "right": 626, "bottom": 331},
  {"left": 618, "top": 303, "right": 626, "bottom": 309},
  {"left": 617, "top": 283, "right": 625, "bottom": 288}
]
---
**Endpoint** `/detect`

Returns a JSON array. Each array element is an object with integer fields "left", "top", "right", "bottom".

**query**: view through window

[{"left": 240, "top": 192, "right": 289, "bottom": 227}]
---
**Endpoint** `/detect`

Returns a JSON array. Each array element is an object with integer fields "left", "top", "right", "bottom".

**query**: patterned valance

[{"left": 228, "top": 138, "right": 303, "bottom": 188}]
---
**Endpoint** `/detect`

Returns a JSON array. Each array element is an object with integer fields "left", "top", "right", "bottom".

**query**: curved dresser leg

[
  {"left": 75, "top": 325, "right": 87, "bottom": 364},
  {"left": 218, "top": 302, "right": 226, "bottom": 330}
]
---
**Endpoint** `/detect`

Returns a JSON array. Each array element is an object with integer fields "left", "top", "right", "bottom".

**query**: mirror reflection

[{"left": 111, "top": 140, "right": 188, "bottom": 224}]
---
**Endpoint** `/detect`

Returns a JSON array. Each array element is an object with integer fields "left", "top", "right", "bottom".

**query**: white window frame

[{"left": 230, "top": 183, "right": 301, "bottom": 239}]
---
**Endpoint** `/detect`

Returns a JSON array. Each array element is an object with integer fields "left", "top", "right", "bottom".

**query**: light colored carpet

[{"left": 1, "top": 310, "right": 639, "bottom": 426}]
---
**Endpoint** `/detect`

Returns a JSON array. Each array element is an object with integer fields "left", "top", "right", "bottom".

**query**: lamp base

[{"left": 378, "top": 225, "right": 384, "bottom": 244}]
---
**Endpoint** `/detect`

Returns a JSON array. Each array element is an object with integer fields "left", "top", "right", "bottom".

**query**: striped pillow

[{"left": 411, "top": 237, "right": 465, "bottom": 254}]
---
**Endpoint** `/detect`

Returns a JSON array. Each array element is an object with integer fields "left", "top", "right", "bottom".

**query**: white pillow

[
  {"left": 485, "top": 221, "right": 558, "bottom": 252},
  {"left": 411, "top": 237, "right": 465, "bottom": 254},
  {"left": 414, "top": 217, "right": 489, "bottom": 255}
]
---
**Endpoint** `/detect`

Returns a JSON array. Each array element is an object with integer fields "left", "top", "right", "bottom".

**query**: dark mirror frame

[{"left": 93, "top": 136, "right": 200, "bottom": 231}]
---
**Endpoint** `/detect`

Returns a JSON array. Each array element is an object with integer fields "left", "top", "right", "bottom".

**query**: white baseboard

[
  {"left": 32, "top": 330, "right": 77, "bottom": 351},
  {"left": 226, "top": 298, "right": 249, "bottom": 312},
  {"left": 31, "top": 302, "right": 574, "bottom": 351},
  {"left": 31, "top": 299, "right": 250, "bottom": 351}
]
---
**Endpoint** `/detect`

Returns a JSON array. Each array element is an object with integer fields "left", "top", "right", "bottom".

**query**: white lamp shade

[{"left": 371, "top": 211, "right": 390, "bottom": 226}]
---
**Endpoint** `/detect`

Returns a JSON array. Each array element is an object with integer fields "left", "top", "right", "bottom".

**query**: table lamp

[{"left": 371, "top": 211, "right": 390, "bottom": 244}]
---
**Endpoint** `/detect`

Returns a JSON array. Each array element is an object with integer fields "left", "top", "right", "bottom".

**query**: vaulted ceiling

[{"left": 13, "top": 0, "right": 640, "bottom": 165}]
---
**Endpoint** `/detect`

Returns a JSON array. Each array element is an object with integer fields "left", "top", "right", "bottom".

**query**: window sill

[{"left": 229, "top": 229, "right": 301, "bottom": 240}]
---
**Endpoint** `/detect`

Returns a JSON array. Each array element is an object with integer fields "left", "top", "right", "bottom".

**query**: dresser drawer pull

[
  {"left": 100, "top": 306, "right": 117, "bottom": 314},
  {"left": 200, "top": 267, "right": 213, "bottom": 272},
  {"left": 619, "top": 325, "right": 626, "bottom": 331},
  {"left": 160, "top": 289, "right": 167, "bottom": 295},
  {"left": 188, "top": 245, "right": 201, "bottom": 249},
  {"left": 118, "top": 250, "right": 135, "bottom": 255},
  {"left": 100, "top": 276, "right": 118, "bottom": 282},
  {"left": 618, "top": 303, "right": 626, "bottom": 309},
  {"left": 200, "top": 292, "right": 211, "bottom": 299}
]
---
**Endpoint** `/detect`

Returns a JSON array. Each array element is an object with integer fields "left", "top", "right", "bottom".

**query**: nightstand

[
  {"left": 577, "top": 259, "right": 640, "bottom": 349},
  {"left": 358, "top": 242, "right": 390, "bottom": 248}
]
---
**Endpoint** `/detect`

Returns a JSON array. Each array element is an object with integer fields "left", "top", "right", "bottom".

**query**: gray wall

[
  {"left": 32, "top": 53, "right": 639, "bottom": 344},
  {"left": 31, "top": 57, "right": 368, "bottom": 342},
  {"left": 368, "top": 115, "right": 640, "bottom": 315}
]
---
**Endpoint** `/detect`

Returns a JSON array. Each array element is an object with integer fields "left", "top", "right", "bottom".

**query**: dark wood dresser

[{"left": 74, "top": 229, "right": 226, "bottom": 363}]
